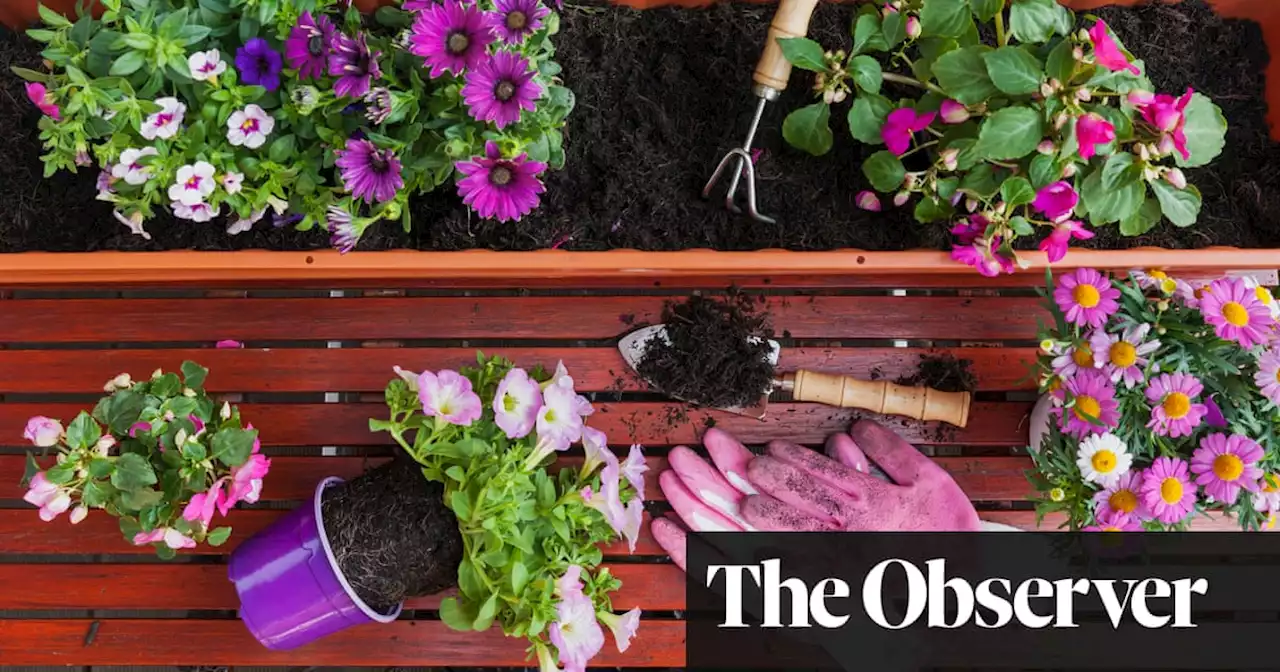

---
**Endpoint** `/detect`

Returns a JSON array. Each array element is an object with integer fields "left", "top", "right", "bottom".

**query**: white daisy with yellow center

[{"left": 1076, "top": 432, "right": 1132, "bottom": 488}]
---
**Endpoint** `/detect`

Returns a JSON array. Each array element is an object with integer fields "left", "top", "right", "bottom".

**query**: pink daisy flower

[
  {"left": 1252, "top": 473, "right": 1280, "bottom": 514},
  {"left": 1199, "top": 277, "right": 1274, "bottom": 349},
  {"left": 1130, "top": 268, "right": 1180, "bottom": 296},
  {"left": 1054, "top": 368, "right": 1120, "bottom": 438},
  {"left": 1083, "top": 509, "right": 1143, "bottom": 532},
  {"left": 455, "top": 141, "right": 547, "bottom": 222},
  {"left": 1140, "top": 457, "right": 1197, "bottom": 525},
  {"left": 408, "top": 0, "right": 496, "bottom": 78},
  {"left": 1255, "top": 349, "right": 1280, "bottom": 405},
  {"left": 1144, "top": 372, "right": 1207, "bottom": 438},
  {"left": 1054, "top": 268, "right": 1120, "bottom": 329},
  {"left": 461, "top": 50, "right": 541, "bottom": 129},
  {"left": 1090, "top": 323, "right": 1159, "bottom": 387},
  {"left": 1050, "top": 339, "right": 1097, "bottom": 379},
  {"left": 1093, "top": 471, "right": 1149, "bottom": 522},
  {"left": 1190, "top": 433, "right": 1264, "bottom": 505}
]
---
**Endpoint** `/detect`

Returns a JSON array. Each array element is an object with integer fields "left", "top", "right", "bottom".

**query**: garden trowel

[{"left": 619, "top": 324, "right": 972, "bottom": 428}]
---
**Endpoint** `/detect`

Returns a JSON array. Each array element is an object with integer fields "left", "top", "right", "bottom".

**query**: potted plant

[
  {"left": 18, "top": 361, "right": 266, "bottom": 557},
  {"left": 1026, "top": 266, "right": 1280, "bottom": 531},
  {"left": 229, "top": 353, "right": 647, "bottom": 668}
]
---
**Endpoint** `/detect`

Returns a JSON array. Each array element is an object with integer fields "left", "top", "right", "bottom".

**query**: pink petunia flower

[
  {"left": 582, "top": 463, "right": 627, "bottom": 533},
  {"left": 538, "top": 381, "right": 586, "bottom": 451},
  {"left": 1255, "top": 349, "right": 1280, "bottom": 405},
  {"left": 1053, "top": 268, "right": 1120, "bottom": 329},
  {"left": 1191, "top": 433, "right": 1264, "bottom": 505},
  {"left": 597, "top": 608, "right": 641, "bottom": 653},
  {"left": 620, "top": 443, "right": 648, "bottom": 495},
  {"left": 1075, "top": 113, "right": 1116, "bottom": 161},
  {"left": 548, "top": 568, "right": 606, "bottom": 672},
  {"left": 1199, "top": 277, "right": 1274, "bottom": 349},
  {"left": 23, "top": 416, "right": 63, "bottom": 447},
  {"left": 1140, "top": 457, "right": 1197, "bottom": 525},
  {"left": 1145, "top": 372, "right": 1208, "bottom": 438},
  {"left": 493, "top": 367, "right": 543, "bottom": 439},
  {"left": 418, "top": 370, "right": 483, "bottom": 427},
  {"left": 1090, "top": 323, "right": 1159, "bottom": 387},
  {"left": 1087, "top": 20, "right": 1139, "bottom": 75},
  {"left": 1093, "top": 471, "right": 1149, "bottom": 522},
  {"left": 1083, "top": 509, "right": 1143, "bottom": 531},
  {"left": 24, "top": 472, "right": 72, "bottom": 522},
  {"left": 581, "top": 426, "right": 617, "bottom": 475},
  {"left": 25, "top": 82, "right": 61, "bottom": 119},
  {"left": 1039, "top": 219, "right": 1093, "bottom": 263},
  {"left": 1032, "top": 181, "right": 1079, "bottom": 223},
  {"left": 1054, "top": 368, "right": 1120, "bottom": 438},
  {"left": 882, "top": 107, "right": 936, "bottom": 156}
]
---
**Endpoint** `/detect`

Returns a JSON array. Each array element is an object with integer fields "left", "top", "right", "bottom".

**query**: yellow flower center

[
  {"left": 1222, "top": 301, "right": 1250, "bottom": 327},
  {"left": 1160, "top": 477, "right": 1184, "bottom": 504},
  {"left": 1109, "top": 489, "right": 1138, "bottom": 514},
  {"left": 1160, "top": 278, "right": 1177, "bottom": 294},
  {"left": 1147, "top": 269, "right": 1168, "bottom": 280},
  {"left": 1264, "top": 474, "right": 1280, "bottom": 493},
  {"left": 1047, "top": 377, "right": 1062, "bottom": 393},
  {"left": 1257, "top": 286, "right": 1274, "bottom": 304},
  {"left": 1072, "top": 345, "right": 1094, "bottom": 368},
  {"left": 1073, "top": 395, "right": 1101, "bottom": 421},
  {"left": 1101, "top": 525, "right": 1122, "bottom": 532},
  {"left": 1091, "top": 449, "right": 1117, "bottom": 474},
  {"left": 1109, "top": 341, "right": 1137, "bottom": 367},
  {"left": 1212, "top": 454, "right": 1244, "bottom": 482},
  {"left": 1162, "top": 392, "right": 1191, "bottom": 419},
  {"left": 1266, "top": 513, "right": 1278, "bottom": 530},
  {"left": 1073, "top": 284, "right": 1101, "bottom": 308}
]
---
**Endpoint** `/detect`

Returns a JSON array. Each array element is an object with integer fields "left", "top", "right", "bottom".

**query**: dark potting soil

[
  {"left": 893, "top": 353, "right": 978, "bottom": 394},
  {"left": 633, "top": 292, "right": 776, "bottom": 409},
  {"left": 1, "top": 0, "right": 1278, "bottom": 252},
  {"left": 320, "top": 453, "right": 463, "bottom": 614}
]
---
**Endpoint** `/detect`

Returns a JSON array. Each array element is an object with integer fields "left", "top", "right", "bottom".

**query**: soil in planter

[
  {"left": 2, "top": 0, "right": 1278, "bottom": 252},
  {"left": 633, "top": 291, "right": 776, "bottom": 409},
  {"left": 321, "top": 453, "right": 463, "bottom": 614}
]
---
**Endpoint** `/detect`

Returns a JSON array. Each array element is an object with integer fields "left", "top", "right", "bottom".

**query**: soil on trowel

[{"left": 633, "top": 292, "right": 776, "bottom": 410}]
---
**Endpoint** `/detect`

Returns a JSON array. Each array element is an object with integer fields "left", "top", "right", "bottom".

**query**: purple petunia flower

[
  {"left": 491, "top": 0, "right": 550, "bottom": 43},
  {"left": 461, "top": 50, "right": 541, "bottom": 129},
  {"left": 408, "top": 0, "right": 496, "bottom": 78},
  {"left": 328, "top": 32, "right": 383, "bottom": 99},
  {"left": 335, "top": 137, "right": 404, "bottom": 204},
  {"left": 235, "top": 38, "right": 284, "bottom": 92},
  {"left": 285, "top": 12, "right": 337, "bottom": 80},
  {"left": 455, "top": 141, "right": 547, "bottom": 222}
]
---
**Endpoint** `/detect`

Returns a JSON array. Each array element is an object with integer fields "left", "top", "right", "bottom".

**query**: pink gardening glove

[{"left": 651, "top": 420, "right": 982, "bottom": 571}]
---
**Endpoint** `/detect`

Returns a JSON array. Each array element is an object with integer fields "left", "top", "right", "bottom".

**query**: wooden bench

[{"left": 0, "top": 267, "right": 1250, "bottom": 667}]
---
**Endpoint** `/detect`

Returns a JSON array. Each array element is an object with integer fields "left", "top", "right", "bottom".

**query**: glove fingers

[
  {"left": 766, "top": 440, "right": 888, "bottom": 500},
  {"left": 827, "top": 433, "right": 894, "bottom": 482},
  {"left": 702, "top": 428, "right": 758, "bottom": 496},
  {"left": 741, "top": 493, "right": 840, "bottom": 532},
  {"left": 668, "top": 445, "right": 752, "bottom": 528},
  {"left": 660, "top": 470, "right": 749, "bottom": 533},
  {"left": 746, "top": 455, "right": 859, "bottom": 524},
  {"left": 650, "top": 517, "right": 689, "bottom": 572},
  {"left": 848, "top": 419, "right": 937, "bottom": 487}
]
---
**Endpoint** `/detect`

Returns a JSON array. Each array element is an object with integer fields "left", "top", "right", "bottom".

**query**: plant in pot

[
  {"left": 777, "top": 0, "right": 1229, "bottom": 274},
  {"left": 18, "top": 361, "right": 265, "bottom": 557},
  {"left": 12, "top": 0, "right": 572, "bottom": 248},
  {"left": 1025, "top": 267, "right": 1280, "bottom": 531},
  {"left": 230, "top": 353, "right": 647, "bottom": 668}
]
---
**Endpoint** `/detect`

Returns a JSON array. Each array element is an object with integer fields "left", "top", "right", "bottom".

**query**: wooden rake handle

[
  {"left": 754, "top": 0, "right": 822, "bottom": 93},
  {"left": 786, "top": 369, "right": 972, "bottom": 428}
]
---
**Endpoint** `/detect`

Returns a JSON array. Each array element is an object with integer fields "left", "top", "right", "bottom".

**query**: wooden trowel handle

[
  {"left": 754, "top": 0, "right": 822, "bottom": 93},
  {"left": 787, "top": 370, "right": 972, "bottom": 428}
]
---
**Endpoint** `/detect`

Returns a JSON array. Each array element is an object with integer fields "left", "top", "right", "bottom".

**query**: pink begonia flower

[
  {"left": 939, "top": 99, "right": 969, "bottom": 124},
  {"left": 134, "top": 527, "right": 197, "bottom": 549},
  {"left": 493, "top": 367, "right": 543, "bottom": 439},
  {"left": 951, "top": 215, "right": 987, "bottom": 245},
  {"left": 133, "top": 529, "right": 166, "bottom": 545},
  {"left": 24, "top": 472, "right": 72, "bottom": 522},
  {"left": 882, "top": 108, "right": 936, "bottom": 156},
  {"left": 183, "top": 480, "right": 227, "bottom": 528},
  {"left": 581, "top": 426, "right": 617, "bottom": 475},
  {"left": 597, "top": 608, "right": 641, "bottom": 653},
  {"left": 538, "top": 382, "right": 586, "bottom": 450},
  {"left": 1075, "top": 113, "right": 1115, "bottom": 161},
  {"left": 582, "top": 463, "right": 627, "bottom": 535},
  {"left": 215, "top": 339, "right": 244, "bottom": 348},
  {"left": 1087, "top": 20, "right": 1140, "bottom": 75},
  {"left": 23, "top": 416, "right": 63, "bottom": 447},
  {"left": 855, "top": 191, "right": 881, "bottom": 212},
  {"left": 952, "top": 237, "right": 1015, "bottom": 277},
  {"left": 222, "top": 427, "right": 271, "bottom": 513},
  {"left": 418, "top": 369, "right": 484, "bottom": 427},
  {"left": 25, "top": 82, "right": 61, "bottom": 119},
  {"left": 1039, "top": 220, "right": 1094, "bottom": 263},
  {"left": 128, "top": 422, "right": 152, "bottom": 438},
  {"left": 1032, "top": 181, "right": 1079, "bottom": 222},
  {"left": 1132, "top": 88, "right": 1194, "bottom": 161},
  {"left": 69, "top": 505, "right": 88, "bottom": 525},
  {"left": 620, "top": 443, "right": 648, "bottom": 495},
  {"left": 548, "top": 571, "right": 606, "bottom": 672}
]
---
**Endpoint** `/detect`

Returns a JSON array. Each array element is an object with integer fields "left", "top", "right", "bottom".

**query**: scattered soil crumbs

[
  {"left": 633, "top": 292, "right": 775, "bottom": 409},
  {"left": 893, "top": 353, "right": 978, "bottom": 394},
  {"left": 322, "top": 453, "right": 463, "bottom": 613}
]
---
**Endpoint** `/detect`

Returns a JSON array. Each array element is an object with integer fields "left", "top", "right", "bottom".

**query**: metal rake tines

[{"left": 701, "top": 95, "right": 775, "bottom": 224}]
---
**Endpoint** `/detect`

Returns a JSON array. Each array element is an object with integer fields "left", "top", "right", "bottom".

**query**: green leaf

[
  {"left": 550, "top": 516, "right": 570, "bottom": 541},
  {"left": 983, "top": 46, "right": 1043, "bottom": 95},
  {"left": 882, "top": 10, "right": 907, "bottom": 48},
  {"left": 1008, "top": 0, "right": 1063, "bottom": 44},
  {"left": 180, "top": 361, "right": 208, "bottom": 390},
  {"left": 1100, "top": 152, "right": 1139, "bottom": 191},
  {"left": 1174, "top": 92, "right": 1228, "bottom": 168},
  {"left": 1009, "top": 215, "right": 1035, "bottom": 236},
  {"left": 920, "top": 0, "right": 971, "bottom": 38},
  {"left": 66, "top": 412, "right": 102, "bottom": 450},
  {"left": 439, "top": 598, "right": 474, "bottom": 631},
  {"left": 960, "top": 163, "right": 1002, "bottom": 198},
  {"left": 46, "top": 462, "right": 76, "bottom": 485},
  {"left": 119, "top": 33, "right": 154, "bottom": 50},
  {"left": 1045, "top": 38, "right": 1075, "bottom": 85},
  {"left": 782, "top": 103, "right": 833, "bottom": 157},
  {"left": 849, "top": 55, "right": 882, "bottom": 94},
  {"left": 847, "top": 93, "right": 892, "bottom": 144},
  {"left": 158, "top": 7, "right": 190, "bottom": 39},
  {"left": 1151, "top": 181, "right": 1202, "bottom": 227},
  {"left": 82, "top": 480, "right": 114, "bottom": 507},
  {"left": 10, "top": 66, "right": 51, "bottom": 83},
  {"left": 1029, "top": 153, "right": 1059, "bottom": 189},
  {"left": 445, "top": 465, "right": 466, "bottom": 482},
  {"left": 457, "top": 559, "right": 484, "bottom": 598},
  {"left": 1000, "top": 176, "right": 1036, "bottom": 207},
  {"left": 1081, "top": 166, "right": 1144, "bottom": 224},
  {"left": 914, "top": 197, "right": 954, "bottom": 223},
  {"left": 512, "top": 561, "right": 530, "bottom": 594},
  {"left": 947, "top": 138, "right": 982, "bottom": 170},
  {"left": 932, "top": 46, "right": 998, "bottom": 105},
  {"left": 777, "top": 37, "right": 827, "bottom": 72},
  {"left": 121, "top": 487, "right": 164, "bottom": 510},
  {"left": 109, "top": 50, "right": 146, "bottom": 76},
  {"left": 89, "top": 457, "right": 114, "bottom": 479},
  {"left": 181, "top": 439, "right": 207, "bottom": 461},
  {"left": 268, "top": 134, "right": 296, "bottom": 164},
  {"left": 111, "top": 453, "right": 158, "bottom": 491},
  {"left": 473, "top": 593, "right": 499, "bottom": 631},
  {"left": 107, "top": 390, "right": 145, "bottom": 435},
  {"left": 862, "top": 150, "right": 906, "bottom": 192},
  {"left": 211, "top": 427, "right": 257, "bottom": 467},
  {"left": 970, "top": 0, "right": 1005, "bottom": 22},
  {"left": 207, "top": 526, "right": 232, "bottom": 546},
  {"left": 852, "top": 13, "right": 889, "bottom": 54},
  {"left": 38, "top": 2, "right": 75, "bottom": 28},
  {"left": 151, "top": 373, "right": 181, "bottom": 398},
  {"left": 1119, "top": 197, "right": 1162, "bottom": 236},
  {"left": 976, "top": 106, "right": 1043, "bottom": 160},
  {"left": 451, "top": 489, "right": 473, "bottom": 520}
]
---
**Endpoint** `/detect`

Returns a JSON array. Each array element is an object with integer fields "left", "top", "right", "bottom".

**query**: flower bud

[
  {"left": 950, "top": 192, "right": 963, "bottom": 206},
  {"left": 57, "top": 453, "right": 68, "bottom": 465},
  {"left": 1157, "top": 136, "right": 1175, "bottom": 156},
  {"left": 831, "top": 88, "right": 848, "bottom": 104},
  {"left": 95, "top": 435, "right": 116, "bottom": 457},
  {"left": 220, "top": 401, "right": 232, "bottom": 420},
  {"left": 1077, "top": 29, "right": 1090, "bottom": 42},
  {"left": 893, "top": 191, "right": 910, "bottom": 207},
  {"left": 906, "top": 16, "right": 921, "bottom": 39},
  {"left": 152, "top": 368, "right": 163, "bottom": 379},
  {"left": 939, "top": 99, "right": 970, "bottom": 124},
  {"left": 995, "top": 201, "right": 1008, "bottom": 215},
  {"left": 855, "top": 191, "right": 882, "bottom": 212},
  {"left": 1072, "top": 45, "right": 1084, "bottom": 61},
  {"left": 163, "top": 410, "right": 175, "bottom": 421},
  {"left": 1137, "top": 143, "right": 1151, "bottom": 161},
  {"left": 70, "top": 505, "right": 88, "bottom": 525},
  {"left": 1156, "top": 326, "right": 1167, "bottom": 336},
  {"left": 813, "top": 72, "right": 826, "bottom": 92},
  {"left": 76, "top": 467, "right": 88, "bottom": 478},
  {"left": 174, "top": 429, "right": 188, "bottom": 447},
  {"left": 183, "top": 387, "right": 197, "bottom": 398},
  {"left": 103, "top": 373, "right": 132, "bottom": 392},
  {"left": 903, "top": 173, "right": 918, "bottom": 189},
  {"left": 832, "top": 50, "right": 846, "bottom": 62},
  {"left": 1127, "top": 89, "right": 1155, "bottom": 106},
  {"left": 1075, "top": 87, "right": 1092, "bottom": 102},
  {"left": 1142, "top": 165, "right": 1161, "bottom": 182},
  {"left": 1054, "top": 111, "right": 1070, "bottom": 130},
  {"left": 822, "top": 88, "right": 836, "bottom": 104},
  {"left": 1049, "top": 488, "right": 1065, "bottom": 502},
  {"left": 1156, "top": 300, "right": 1170, "bottom": 312},
  {"left": 1040, "top": 339, "right": 1055, "bottom": 353},
  {"left": 1165, "top": 167, "right": 1187, "bottom": 190},
  {"left": 1040, "top": 82, "right": 1054, "bottom": 98},
  {"left": 1036, "top": 140, "right": 1056, "bottom": 155},
  {"left": 940, "top": 147, "right": 959, "bottom": 171},
  {"left": 965, "top": 198, "right": 978, "bottom": 213},
  {"left": 1062, "top": 162, "right": 1078, "bottom": 178}
]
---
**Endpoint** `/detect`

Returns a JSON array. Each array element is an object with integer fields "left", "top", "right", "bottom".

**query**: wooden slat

[
  {"left": 0, "top": 618, "right": 687, "bottom": 666},
  {"left": 0, "top": 401, "right": 1034, "bottom": 447},
  {"left": 0, "top": 296, "right": 1047, "bottom": 342},
  {"left": 0, "top": 456, "right": 1034, "bottom": 503},
  {"left": 0, "top": 346, "right": 1038, "bottom": 393},
  {"left": 0, "top": 562, "right": 683, "bottom": 611}
]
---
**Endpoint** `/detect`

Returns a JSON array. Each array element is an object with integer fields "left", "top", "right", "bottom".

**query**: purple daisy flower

[
  {"left": 462, "top": 50, "right": 541, "bottom": 129},
  {"left": 235, "top": 38, "right": 284, "bottom": 92},
  {"left": 328, "top": 32, "right": 383, "bottom": 99},
  {"left": 335, "top": 138, "right": 404, "bottom": 204},
  {"left": 491, "top": 0, "right": 550, "bottom": 43},
  {"left": 408, "top": 0, "right": 496, "bottom": 78},
  {"left": 455, "top": 141, "right": 547, "bottom": 222},
  {"left": 326, "top": 206, "right": 361, "bottom": 254},
  {"left": 285, "top": 12, "right": 337, "bottom": 80}
]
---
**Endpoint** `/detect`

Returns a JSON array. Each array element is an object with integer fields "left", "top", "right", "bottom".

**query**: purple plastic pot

[{"left": 228, "top": 477, "right": 401, "bottom": 650}]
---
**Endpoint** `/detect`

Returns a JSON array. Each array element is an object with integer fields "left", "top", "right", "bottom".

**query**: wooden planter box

[{"left": 1, "top": 0, "right": 1278, "bottom": 285}]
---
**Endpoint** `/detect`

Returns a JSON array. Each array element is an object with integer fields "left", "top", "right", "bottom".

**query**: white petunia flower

[
  {"left": 168, "top": 162, "right": 217, "bottom": 206},
  {"left": 188, "top": 49, "right": 227, "bottom": 82},
  {"left": 172, "top": 200, "right": 220, "bottom": 223},
  {"left": 111, "top": 147, "right": 159, "bottom": 185},
  {"left": 226, "top": 104, "right": 275, "bottom": 149},
  {"left": 140, "top": 97, "right": 185, "bottom": 140}
]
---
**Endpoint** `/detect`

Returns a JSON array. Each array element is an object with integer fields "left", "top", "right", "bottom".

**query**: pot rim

[{"left": 313, "top": 476, "right": 404, "bottom": 624}]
